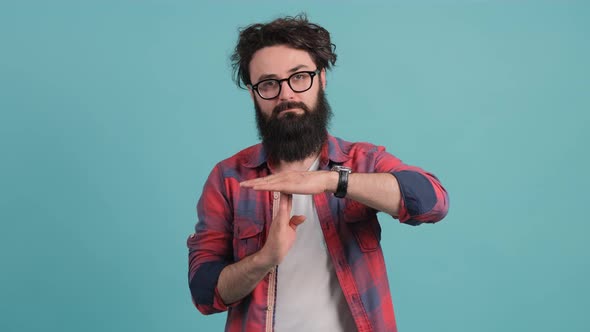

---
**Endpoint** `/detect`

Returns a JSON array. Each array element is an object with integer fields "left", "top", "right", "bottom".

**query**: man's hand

[
  {"left": 240, "top": 171, "right": 338, "bottom": 195},
  {"left": 243, "top": 171, "right": 403, "bottom": 217},
  {"left": 217, "top": 193, "right": 306, "bottom": 304},
  {"left": 257, "top": 193, "right": 306, "bottom": 267}
]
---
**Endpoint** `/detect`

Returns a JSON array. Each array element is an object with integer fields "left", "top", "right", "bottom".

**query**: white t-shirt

[{"left": 274, "top": 158, "right": 357, "bottom": 332}]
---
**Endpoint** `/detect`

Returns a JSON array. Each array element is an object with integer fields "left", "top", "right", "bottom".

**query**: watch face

[{"left": 331, "top": 165, "right": 352, "bottom": 173}]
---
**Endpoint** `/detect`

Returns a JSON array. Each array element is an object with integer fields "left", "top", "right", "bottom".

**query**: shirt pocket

[
  {"left": 343, "top": 199, "right": 380, "bottom": 253},
  {"left": 233, "top": 218, "right": 265, "bottom": 260}
]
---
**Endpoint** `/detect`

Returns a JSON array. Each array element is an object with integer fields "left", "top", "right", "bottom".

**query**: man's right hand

[
  {"left": 257, "top": 193, "right": 306, "bottom": 267},
  {"left": 216, "top": 193, "right": 306, "bottom": 305}
]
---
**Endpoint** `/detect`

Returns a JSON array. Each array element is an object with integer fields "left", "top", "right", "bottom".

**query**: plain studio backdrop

[{"left": 1, "top": 1, "right": 588, "bottom": 331}]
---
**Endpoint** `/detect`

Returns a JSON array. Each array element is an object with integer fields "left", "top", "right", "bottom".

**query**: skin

[{"left": 217, "top": 45, "right": 402, "bottom": 305}]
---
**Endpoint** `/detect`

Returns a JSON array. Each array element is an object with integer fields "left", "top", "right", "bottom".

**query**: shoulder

[
  {"left": 220, "top": 143, "right": 262, "bottom": 166},
  {"left": 329, "top": 134, "right": 387, "bottom": 159},
  {"left": 211, "top": 142, "right": 265, "bottom": 179},
  {"left": 328, "top": 134, "right": 402, "bottom": 173}
]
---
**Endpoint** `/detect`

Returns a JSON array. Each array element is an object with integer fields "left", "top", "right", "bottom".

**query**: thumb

[
  {"left": 289, "top": 215, "right": 306, "bottom": 230},
  {"left": 278, "top": 193, "right": 292, "bottom": 218}
]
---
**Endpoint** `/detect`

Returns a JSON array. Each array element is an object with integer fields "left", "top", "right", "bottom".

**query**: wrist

[
  {"left": 324, "top": 170, "right": 339, "bottom": 193},
  {"left": 253, "top": 247, "right": 278, "bottom": 272},
  {"left": 330, "top": 166, "right": 352, "bottom": 198}
]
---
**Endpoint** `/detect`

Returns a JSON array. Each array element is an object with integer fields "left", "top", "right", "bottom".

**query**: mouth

[
  {"left": 273, "top": 101, "right": 308, "bottom": 117},
  {"left": 277, "top": 108, "right": 304, "bottom": 117}
]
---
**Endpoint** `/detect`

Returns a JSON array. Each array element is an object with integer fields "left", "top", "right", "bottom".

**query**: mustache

[{"left": 272, "top": 101, "right": 310, "bottom": 116}]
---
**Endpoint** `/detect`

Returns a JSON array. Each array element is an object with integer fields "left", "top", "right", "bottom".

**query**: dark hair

[{"left": 231, "top": 13, "right": 337, "bottom": 88}]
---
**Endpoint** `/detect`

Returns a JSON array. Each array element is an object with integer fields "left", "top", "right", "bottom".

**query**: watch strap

[{"left": 331, "top": 166, "right": 352, "bottom": 198}]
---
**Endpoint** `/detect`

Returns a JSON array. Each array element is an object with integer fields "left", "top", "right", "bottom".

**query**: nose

[{"left": 277, "top": 80, "right": 295, "bottom": 101}]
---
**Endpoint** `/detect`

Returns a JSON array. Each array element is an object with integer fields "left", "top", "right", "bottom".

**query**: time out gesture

[
  {"left": 240, "top": 170, "right": 338, "bottom": 195},
  {"left": 240, "top": 170, "right": 402, "bottom": 217}
]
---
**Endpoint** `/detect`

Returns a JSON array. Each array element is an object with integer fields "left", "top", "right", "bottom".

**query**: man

[{"left": 187, "top": 14, "right": 449, "bottom": 332}]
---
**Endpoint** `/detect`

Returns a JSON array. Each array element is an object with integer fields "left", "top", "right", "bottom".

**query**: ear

[{"left": 320, "top": 69, "right": 327, "bottom": 89}]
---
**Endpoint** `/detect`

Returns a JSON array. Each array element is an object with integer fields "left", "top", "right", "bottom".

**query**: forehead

[{"left": 249, "top": 45, "right": 315, "bottom": 82}]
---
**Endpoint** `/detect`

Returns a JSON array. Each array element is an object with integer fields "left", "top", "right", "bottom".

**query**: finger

[
  {"left": 278, "top": 192, "right": 291, "bottom": 222},
  {"left": 289, "top": 215, "right": 306, "bottom": 230},
  {"left": 282, "top": 192, "right": 293, "bottom": 223},
  {"left": 283, "top": 192, "right": 292, "bottom": 216},
  {"left": 256, "top": 175, "right": 287, "bottom": 187},
  {"left": 253, "top": 175, "right": 300, "bottom": 192},
  {"left": 252, "top": 182, "right": 290, "bottom": 193},
  {"left": 240, "top": 179, "right": 261, "bottom": 187},
  {"left": 240, "top": 174, "right": 281, "bottom": 187}
]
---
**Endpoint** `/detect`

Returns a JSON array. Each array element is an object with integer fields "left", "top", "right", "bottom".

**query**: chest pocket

[
  {"left": 233, "top": 218, "right": 265, "bottom": 260},
  {"left": 343, "top": 199, "right": 381, "bottom": 253}
]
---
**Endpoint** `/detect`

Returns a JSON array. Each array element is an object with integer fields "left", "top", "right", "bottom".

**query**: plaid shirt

[{"left": 187, "top": 134, "right": 449, "bottom": 332}]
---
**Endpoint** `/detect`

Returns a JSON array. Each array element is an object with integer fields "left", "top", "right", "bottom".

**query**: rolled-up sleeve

[
  {"left": 391, "top": 170, "right": 449, "bottom": 225},
  {"left": 373, "top": 146, "right": 449, "bottom": 225},
  {"left": 187, "top": 164, "right": 236, "bottom": 314}
]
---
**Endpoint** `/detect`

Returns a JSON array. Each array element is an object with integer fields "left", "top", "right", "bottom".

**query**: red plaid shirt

[{"left": 187, "top": 134, "right": 449, "bottom": 332}]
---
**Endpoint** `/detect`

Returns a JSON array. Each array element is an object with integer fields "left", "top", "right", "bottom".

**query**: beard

[{"left": 255, "top": 88, "right": 332, "bottom": 163}]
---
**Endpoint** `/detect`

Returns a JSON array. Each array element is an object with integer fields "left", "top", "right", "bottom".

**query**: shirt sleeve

[
  {"left": 187, "top": 164, "right": 238, "bottom": 314},
  {"left": 373, "top": 146, "right": 449, "bottom": 225}
]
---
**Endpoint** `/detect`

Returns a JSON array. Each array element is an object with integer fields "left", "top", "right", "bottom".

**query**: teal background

[{"left": 1, "top": 1, "right": 588, "bottom": 331}]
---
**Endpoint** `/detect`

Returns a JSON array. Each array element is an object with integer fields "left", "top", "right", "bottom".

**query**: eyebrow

[{"left": 256, "top": 64, "right": 311, "bottom": 82}]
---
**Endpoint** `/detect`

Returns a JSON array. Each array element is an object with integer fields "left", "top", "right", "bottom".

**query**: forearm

[
  {"left": 329, "top": 172, "right": 401, "bottom": 217},
  {"left": 217, "top": 250, "right": 275, "bottom": 305}
]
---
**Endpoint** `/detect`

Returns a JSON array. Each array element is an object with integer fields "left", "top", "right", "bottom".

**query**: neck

[{"left": 272, "top": 152, "right": 320, "bottom": 174}]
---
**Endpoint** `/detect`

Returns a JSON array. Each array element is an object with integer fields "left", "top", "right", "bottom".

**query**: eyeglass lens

[{"left": 257, "top": 72, "right": 313, "bottom": 99}]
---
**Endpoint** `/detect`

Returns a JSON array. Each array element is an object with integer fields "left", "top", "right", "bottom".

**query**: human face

[
  {"left": 254, "top": 86, "right": 332, "bottom": 163},
  {"left": 248, "top": 45, "right": 326, "bottom": 119}
]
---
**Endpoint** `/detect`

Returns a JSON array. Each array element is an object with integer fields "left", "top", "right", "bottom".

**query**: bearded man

[{"left": 187, "top": 14, "right": 449, "bottom": 332}]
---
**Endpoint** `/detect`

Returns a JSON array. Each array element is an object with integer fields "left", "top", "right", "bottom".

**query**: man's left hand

[{"left": 240, "top": 171, "right": 338, "bottom": 195}]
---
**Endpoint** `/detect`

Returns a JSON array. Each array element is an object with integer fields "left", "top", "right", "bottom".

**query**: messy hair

[{"left": 231, "top": 13, "right": 337, "bottom": 88}]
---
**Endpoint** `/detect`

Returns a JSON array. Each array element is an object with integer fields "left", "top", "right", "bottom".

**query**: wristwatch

[{"left": 331, "top": 165, "right": 352, "bottom": 198}]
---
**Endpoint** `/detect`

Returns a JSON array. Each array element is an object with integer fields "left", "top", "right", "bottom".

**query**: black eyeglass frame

[{"left": 249, "top": 69, "right": 321, "bottom": 100}]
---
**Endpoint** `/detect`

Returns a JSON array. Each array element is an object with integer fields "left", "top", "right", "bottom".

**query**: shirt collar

[{"left": 240, "top": 133, "right": 351, "bottom": 169}]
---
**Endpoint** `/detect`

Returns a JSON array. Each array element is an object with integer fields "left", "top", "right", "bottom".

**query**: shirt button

[{"left": 273, "top": 192, "right": 279, "bottom": 199}]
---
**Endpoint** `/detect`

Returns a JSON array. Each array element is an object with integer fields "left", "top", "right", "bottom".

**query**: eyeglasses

[{"left": 249, "top": 69, "right": 320, "bottom": 100}]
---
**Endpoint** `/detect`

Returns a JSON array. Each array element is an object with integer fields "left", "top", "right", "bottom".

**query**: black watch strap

[{"left": 331, "top": 166, "right": 352, "bottom": 198}]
